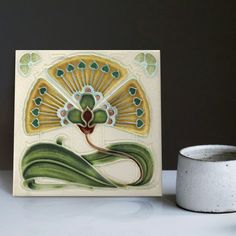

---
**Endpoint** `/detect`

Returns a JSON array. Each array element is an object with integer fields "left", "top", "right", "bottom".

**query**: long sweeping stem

[{"left": 85, "top": 133, "right": 143, "bottom": 184}]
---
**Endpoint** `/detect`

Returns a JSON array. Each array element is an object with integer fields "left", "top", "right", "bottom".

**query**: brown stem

[{"left": 85, "top": 133, "right": 143, "bottom": 185}]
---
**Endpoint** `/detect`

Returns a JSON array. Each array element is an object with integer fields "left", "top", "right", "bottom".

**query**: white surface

[
  {"left": 0, "top": 171, "right": 235, "bottom": 236},
  {"left": 176, "top": 145, "right": 236, "bottom": 213}
]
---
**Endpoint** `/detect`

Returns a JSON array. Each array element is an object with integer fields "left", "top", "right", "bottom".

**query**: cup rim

[{"left": 179, "top": 144, "right": 236, "bottom": 163}]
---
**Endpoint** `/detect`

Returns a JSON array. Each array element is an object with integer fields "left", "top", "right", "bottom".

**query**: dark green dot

[
  {"left": 39, "top": 87, "right": 47, "bottom": 95},
  {"left": 136, "top": 119, "right": 144, "bottom": 128},
  {"left": 34, "top": 97, "right": 42, "bottom": 106},
  {"left": 129, "top": 87, "right": 136, "bottom": 96},
  {"left": 90, "top": 61, "right": 99, "bottom": 70},
  {"left": 112, "top": 71, "right": 120, "bottom": 79},
  {"left": 32, "top": 108, "right": 39, "bottom": 117},
  {"left": 67, "top": 64, "right": 75, "bottom": 72},
  {"left": 101, "top": 65, "right": 109, "bottom": 73},
  {"left": 133, "top": 97, "right": 141, "bottom": 106},
  {"left": 78, "top": 61, "right": 86, "bottom": 69},
  {"left": 32, "top": 118, "right": 39, "bottom": 128},
  {"left": 56, "top": 69, "right": 64, "bottom": 77},
  {"left": 136, "top": 108, "right": 144, "bottom": 117}
]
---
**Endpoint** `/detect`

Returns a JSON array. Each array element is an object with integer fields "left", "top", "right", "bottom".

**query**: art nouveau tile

[{"left": 13, "top": 50, "right": 162, "bottom": 196}]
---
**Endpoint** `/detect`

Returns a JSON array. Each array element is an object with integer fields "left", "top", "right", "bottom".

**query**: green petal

[
  {"left": 67, "top": 109, "right": 83, "bottom": 123},
  {"left": 91, "top": 109, "right": 108, "bottom": 125},
  {"left": 146, "top": 64, "right": 156, "bottom": 75},
  {"left": 80, "top": 94, "right": 95, "bottom": 110},
  {"left": 31, "top": 53, "right": 40, "bottom": 63},
  {"left": 20, "top": 64, "right": 30, "bottom": 75},
  {"left": 145, "top": 53, "right": 156, "bottom": 64},
  {"left": 19, "top": 53, "right": 30, "bottom": 64},
  {"left": 134, "top": 53, "right": 145, "bottom": 63}
]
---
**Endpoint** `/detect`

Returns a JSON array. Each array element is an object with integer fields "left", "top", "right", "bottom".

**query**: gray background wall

[{"left": 0, "top": 0, "right": 235, "bottom": 170}]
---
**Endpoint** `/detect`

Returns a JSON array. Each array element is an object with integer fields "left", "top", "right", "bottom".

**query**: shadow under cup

[{"left": 176, "top": 145, "right": 236, "bottom": 213}]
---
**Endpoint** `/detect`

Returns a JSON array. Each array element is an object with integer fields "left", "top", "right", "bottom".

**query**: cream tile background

[{"left": 13, "top": 50, "right": 162, "bottom": 196}]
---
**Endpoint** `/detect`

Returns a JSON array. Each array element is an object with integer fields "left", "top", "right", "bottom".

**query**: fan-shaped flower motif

[{"left": 26, "top": 55, "right": 150, "bottom": 136}]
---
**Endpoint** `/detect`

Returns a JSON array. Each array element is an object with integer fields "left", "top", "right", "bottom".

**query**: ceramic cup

[{"left": 176, "top": 145, "right": 236, "bottom": 213}]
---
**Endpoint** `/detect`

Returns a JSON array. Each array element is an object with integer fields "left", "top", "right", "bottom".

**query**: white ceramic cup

[{"left": 176, "top": 145, "right": 236, "bottom": 213}]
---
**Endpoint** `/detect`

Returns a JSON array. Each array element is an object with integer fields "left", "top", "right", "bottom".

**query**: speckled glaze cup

[{"left": 176, "top": 145, "right": 236, "bottom": 213}]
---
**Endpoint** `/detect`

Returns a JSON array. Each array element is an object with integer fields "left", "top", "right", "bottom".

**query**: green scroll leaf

[
  {"left": 22, "top": 143, "right": 117, "bottom": 190},
  {"left": 21, "top": 142, "right": 154, "bottom": 190}
]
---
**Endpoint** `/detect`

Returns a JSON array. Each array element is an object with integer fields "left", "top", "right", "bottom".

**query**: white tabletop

[{"left": 0, "top": 171, "right": 235, "bottom": 236}]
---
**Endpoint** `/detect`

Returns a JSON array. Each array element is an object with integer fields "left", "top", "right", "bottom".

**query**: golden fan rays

[{"left": 25, "top": 55, "right": 150, "bottom": 136}]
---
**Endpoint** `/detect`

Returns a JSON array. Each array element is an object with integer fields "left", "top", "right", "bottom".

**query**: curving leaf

[{"left": 21, "top": 142, "right": 154, "bottom": 189}]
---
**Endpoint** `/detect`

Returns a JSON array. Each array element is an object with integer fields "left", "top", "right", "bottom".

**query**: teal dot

[
  {"left": 56, "top": 69, "right": 64, "bottom": 77},
  {"left": 133, "top": 97, "right": 141, "bottom": 106},
  {"left": 136, "top": 108, "right": 144, "bottom": 117},
  {"left": 129, "top": 87, "right": 136, "bottom": 96},
  {"left": 67, "top": 64, "right": 75, "bottom": 72},
  {"left": 31, "top": 108, "right": 39, "bottom": 117},
  {"left": 136, "top": 119, "right": 144, "bottom": 128},
  {"left": 90, "top": 61, "right": 99, "bottom": 70},
  {"left": 32, "top": 118, "right": 39, "bottom": 128},
  {"left": 78, "top": 61, "right": 86, "bottom": 69},
  {"left": 112, "top": 71, "right": 120, "bottom": 79},
  {"left": 39, "top": 87, "right": 47, "bottom": 95},
  {"left": 34, "top": 97, "right": 42, "bottom": 106},
  {"left": 101, "top": 65, "right": 109, "bottom": 73}
]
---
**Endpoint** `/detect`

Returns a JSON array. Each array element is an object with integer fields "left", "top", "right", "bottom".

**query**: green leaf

[
  {"left": 56, "top": 69, "right": 64, "bottom": 77},
  {"left": 19, "top": 53, "right": 30, "bottom": 64},
  {"left": 31, "top": 53, "right": 40, "bottom": 63},
  {"left": 22, "top": 143, "right": 117, "bottom": 189},
  {"left": 21, "top": 142, "right": 153, "bottom": 189},
  {"left": 20, "top": 64, "right": 30, "bottom": 75},
  {"left": 91, "top": 109, "right": 108, "bottom": 125},
  {"left": 80, "top": 94, "right": 95, "bottom": 110},
  {"left": 145, "top": 53, "right": 156, "bottom": 64},
  {"left": 84, "top": 142, "right": 153, "bottom": 186},
  {"left": 134, "top": 53, "right": 145, "bottom": 63},
  {"left": 146, "top": 64, "right": 156, "bottom": 75}
]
